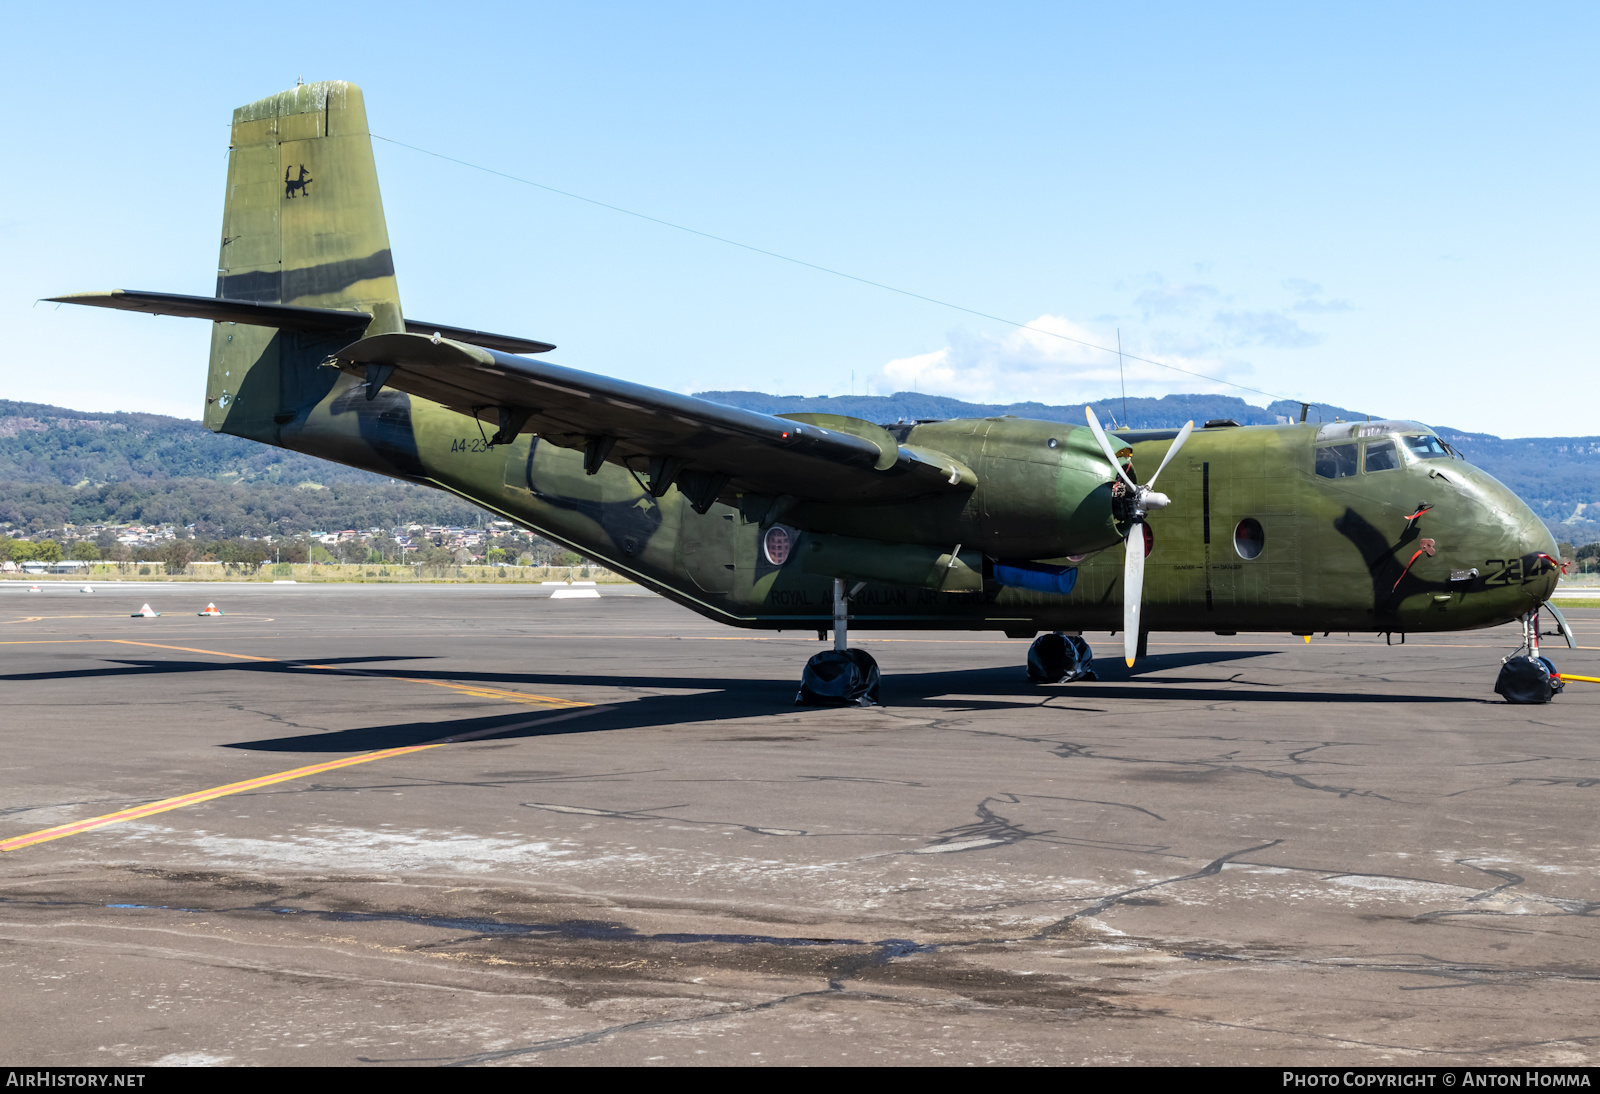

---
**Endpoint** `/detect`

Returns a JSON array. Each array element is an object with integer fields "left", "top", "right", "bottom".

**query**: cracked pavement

[{"left": 0, "top": 583, "right": 1597, "bottom": 1065}]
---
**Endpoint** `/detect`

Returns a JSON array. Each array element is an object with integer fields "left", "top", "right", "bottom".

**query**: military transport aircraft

[{"left": 48, "top": 81, "right": 1571, "bottom": 704}]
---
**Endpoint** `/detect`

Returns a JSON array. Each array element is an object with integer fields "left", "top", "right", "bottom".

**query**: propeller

[{"left": 1084, "top": 407, "right": 1194, "bottom": 667}]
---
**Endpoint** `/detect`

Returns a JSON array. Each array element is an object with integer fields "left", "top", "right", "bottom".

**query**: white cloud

[
  {"left": 872, "top": 313, "right": 1248, "bottom": 404},
  {"left": 870, "top": 272, "right": 1350, "bottom": 405}
]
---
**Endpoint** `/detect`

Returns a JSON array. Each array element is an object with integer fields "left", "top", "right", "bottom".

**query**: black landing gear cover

[
  {"left": 1028, "top": 633, "right": 1097, "bottom": 683},
  {"left": 1495, "top": 655, "right": 1564, "bottom": 704},
  {"left": 797, "top": 648, "right": 881, "bottom": 707}
]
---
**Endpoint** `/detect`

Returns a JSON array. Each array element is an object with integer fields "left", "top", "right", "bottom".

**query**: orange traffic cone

[
  {"left": 131, "top": 603, "right": 159, "bottom": 618},
  {"left": 198, "top": 603, "right": 223, "bottom": 617}
]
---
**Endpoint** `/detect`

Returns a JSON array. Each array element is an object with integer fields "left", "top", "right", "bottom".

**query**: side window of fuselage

[
  {"left": 1363, "top": 439, "right": 1398, "bottom": 473},
  {"left": 1315, "top": 443, "right": 1358, "bottom": 478}
]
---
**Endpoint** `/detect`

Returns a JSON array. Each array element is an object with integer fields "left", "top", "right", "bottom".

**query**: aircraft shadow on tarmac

[
  {"left": 202, "top": 650, "right": 1475, "bottom": 756},
  {"left": 2, "top": 650, "right": 1480, "bottom": 757}
]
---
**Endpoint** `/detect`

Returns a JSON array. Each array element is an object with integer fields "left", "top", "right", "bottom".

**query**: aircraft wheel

[
  {"left": 797, "top": 648, "right": 881, "bottom": 707},
  {"left": 1495, "top": 655, "right": 1564, "bottom": 704},
  {"left": 1027, "top": 633, "right": 1097, "bottom": 683}
]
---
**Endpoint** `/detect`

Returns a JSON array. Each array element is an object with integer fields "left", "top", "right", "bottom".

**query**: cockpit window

[
  {"left": 1403, "top": 434, "right": 1450, "bottom": 459},
  {"left": 1364, "top": 439, "right": 1398, "bottom": 473},
  {"left": 1315, "top": 443, "right": 1358, "bottom": 478}
]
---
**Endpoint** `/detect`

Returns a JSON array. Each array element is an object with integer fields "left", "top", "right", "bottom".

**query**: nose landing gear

[
  {"left": 797, "top": 578, "right": 881, "bottom": 706},
  {"left": 1495, "top": 608, "right": 1565, "bottom": 704}
]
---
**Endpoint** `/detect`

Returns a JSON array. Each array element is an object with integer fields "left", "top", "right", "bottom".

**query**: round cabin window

[
  {"left": 762, "top": 525, "right": 794, "bottom": 566},
  {"left": 1234, "top": 518, "right": 1265, "bottom": 560}
]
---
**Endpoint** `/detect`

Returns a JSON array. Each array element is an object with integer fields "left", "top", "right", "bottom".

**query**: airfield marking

[
  {"left": 0, "top": 746, "right": 445, "bottom": 852},
  {"left": 0, "top": 638, "right": 587, "bottom": 708},
  {"left": 0, "top": 614, "right": 277, "bottom": 621},
  {"left": 0, "top": 705, "right": 612, "bottom": 855},
  {"left": 0, "top": 634, "right": 604, "bottom": 852}
]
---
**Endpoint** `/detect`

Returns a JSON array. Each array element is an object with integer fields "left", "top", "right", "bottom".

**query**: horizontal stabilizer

[
  {"left": 43, "top": 290, "right": 555, "bottom": 354},
  {"left": 404, "top": 321, "right": 553, "bottom": 356}
]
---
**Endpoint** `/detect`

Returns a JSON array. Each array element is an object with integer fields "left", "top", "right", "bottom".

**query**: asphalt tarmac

[{"left": 1, "top": 582, "right": 1597, "bottom": 1067}]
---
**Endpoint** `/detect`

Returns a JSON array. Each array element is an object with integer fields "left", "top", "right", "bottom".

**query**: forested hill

[
  {"left": 0, "top": 399, "right": 379, "bottom": 485},
  {"left": 0, "top": 400, "right": 485, "bottom": 535},
  {"left": 1, "top": 395, "right": 1596, "bottom": 545}
]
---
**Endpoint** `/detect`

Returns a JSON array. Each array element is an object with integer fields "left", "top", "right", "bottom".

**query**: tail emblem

[{"left": 284, "top": 165, "right": 313, "bottom": 198}]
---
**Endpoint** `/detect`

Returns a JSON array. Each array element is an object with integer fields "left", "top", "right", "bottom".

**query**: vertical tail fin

[{"left": 207, "top": 81, "right": 402, "bottom": 436}]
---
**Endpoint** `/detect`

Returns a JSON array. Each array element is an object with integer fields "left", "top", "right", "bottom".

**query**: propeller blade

[
  {"left": 1123, "top": 523, "right": 1146, "bottom": 667},
  {"left": 1084, "top": 406, "right": 1139, "bottom": 491},
  {"left": 1145, "top": 420, "right": 1194, "bottom": 491}
]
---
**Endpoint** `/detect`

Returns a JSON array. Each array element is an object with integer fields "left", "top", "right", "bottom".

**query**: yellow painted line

[
  {"left": 0, "top": 638, "right": 585, "bottom": 709},
  {"left": 0, "top": 704, "right": 613, "bottom": 855},
  {"left": 0, "top": 745, "right": 445, "bottom": 853},
  {"left": 0, "top": 640, "right": 95, "bottom": 645},
  {"left": 0, "top": 639, "right": 591, "bottom": 851},
  {"left": 1, "top": 615, "right": 277, "bottom": 624},
  {"left": 107, "top": 639, "right": 278, "bottom": 662}
]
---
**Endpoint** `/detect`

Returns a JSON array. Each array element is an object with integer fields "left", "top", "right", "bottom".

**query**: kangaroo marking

[{"left": 284, "top": 165, "right": 313, "bottom": 198}]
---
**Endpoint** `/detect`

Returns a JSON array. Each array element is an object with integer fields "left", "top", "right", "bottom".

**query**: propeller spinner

[{"left": 1084, "top": 407, "right": 1194, "bottom": 667}]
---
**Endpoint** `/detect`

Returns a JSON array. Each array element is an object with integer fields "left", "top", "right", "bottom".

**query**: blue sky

[{"left": 5, "top": 3, "right": 1597, "bottom": 436}]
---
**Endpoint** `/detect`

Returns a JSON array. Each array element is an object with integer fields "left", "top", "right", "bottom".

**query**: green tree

[
  {"left": 69, "top": 540, "right": 100, "bottom": 561},
  {"left": 416, "top": 545, "right": 455, "bottom": 577},
  {"left": 32, "top": 540, "right": 62, "bottom": 564},
  {"left": 161, "top": 539, "right": 194, "bottom": 574}
]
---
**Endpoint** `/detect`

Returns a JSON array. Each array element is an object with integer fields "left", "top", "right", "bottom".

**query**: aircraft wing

[{"left": 333, "top": 332, "right": 976, "bottom": 511}]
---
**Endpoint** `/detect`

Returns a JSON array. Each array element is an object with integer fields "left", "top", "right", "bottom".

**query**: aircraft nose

[{"left": 1473, "top": 476, "right": 1561, "bottom": 602}]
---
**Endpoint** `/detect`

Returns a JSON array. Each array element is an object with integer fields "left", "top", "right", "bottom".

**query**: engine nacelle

[{"left": 766, "top": 417, "right": 1121, "bottom": 562}]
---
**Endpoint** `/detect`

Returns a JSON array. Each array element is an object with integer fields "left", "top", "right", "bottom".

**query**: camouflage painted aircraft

[{"left": 49, "top": 81, "right": 1572, "bottom": 700}]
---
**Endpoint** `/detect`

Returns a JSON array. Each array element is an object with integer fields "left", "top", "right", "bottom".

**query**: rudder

[{"left": 207, "top": 81, "right": 402, "bottom": 438}]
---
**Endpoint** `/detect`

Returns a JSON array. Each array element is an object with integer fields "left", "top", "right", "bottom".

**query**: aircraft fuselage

[{"left": 263, "top": 378, "right": 1559, "bottom": 639}]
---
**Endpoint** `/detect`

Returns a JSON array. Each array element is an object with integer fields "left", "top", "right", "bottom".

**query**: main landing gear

[
  {"left": 797, "top": 579, "right": 881, "bottom": 706},
  {"left": 1495, "top": 607, "right": 1566, "bottom": 704},
  {"left": 1026, "top": 632, "right": 1097, "bottom": 683}
]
